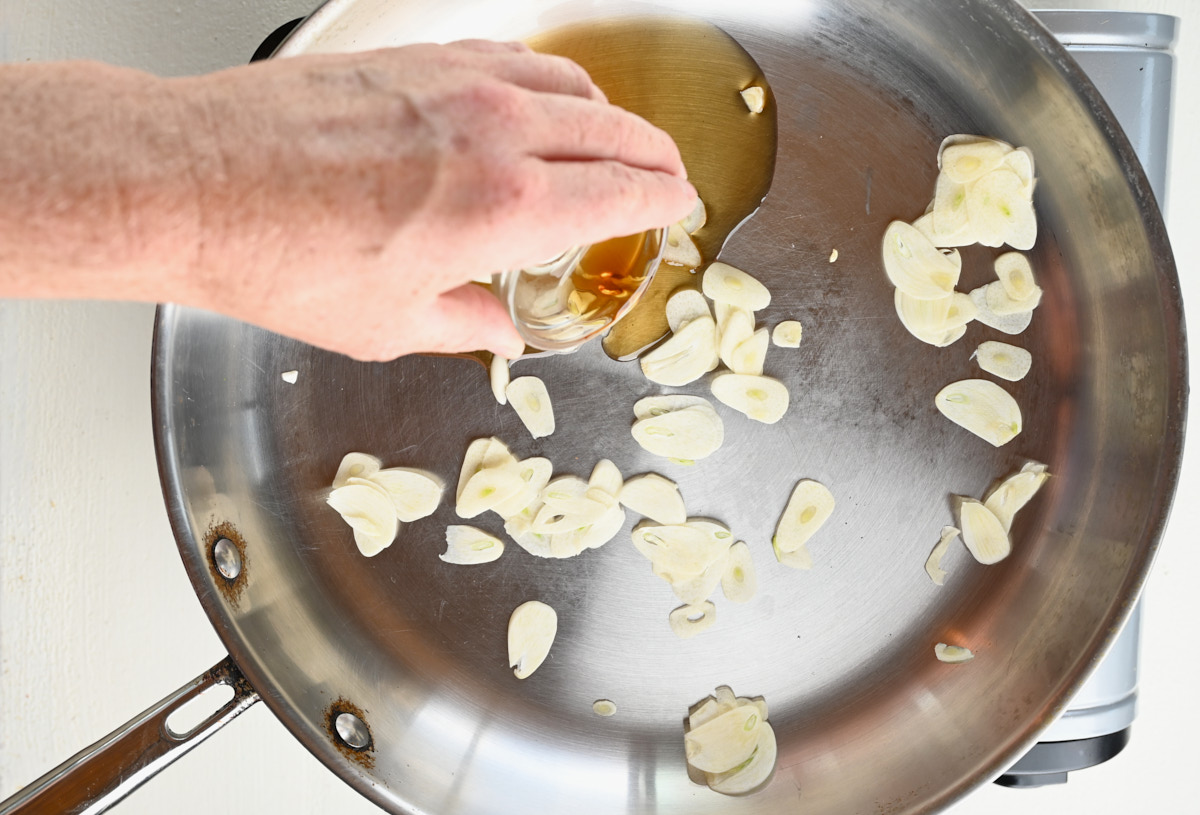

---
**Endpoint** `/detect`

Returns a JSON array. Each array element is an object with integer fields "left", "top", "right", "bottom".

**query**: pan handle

[{"left": 0, "top": 657, "right": 259, "bottom": 815}]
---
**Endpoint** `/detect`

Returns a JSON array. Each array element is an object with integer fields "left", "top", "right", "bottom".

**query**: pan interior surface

[{"left": 153, "top": 1, "right": 1184, "bottom": 814}]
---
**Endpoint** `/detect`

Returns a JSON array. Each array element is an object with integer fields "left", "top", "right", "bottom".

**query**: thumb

[{"left": 426, "top": 284, "right": 526, "bottom": 359}]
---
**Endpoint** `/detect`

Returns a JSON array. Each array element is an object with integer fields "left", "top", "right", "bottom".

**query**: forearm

[{"left": 0, "top": 61, "right": 203, "bottom": 305}]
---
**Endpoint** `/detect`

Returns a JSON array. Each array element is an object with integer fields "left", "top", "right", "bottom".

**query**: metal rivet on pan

[
  {"left": 334, "top": 712, "right": 371, "bottom": 750},
  {"left": 212, "top": 537, "right": 242, "bottom": 581}
]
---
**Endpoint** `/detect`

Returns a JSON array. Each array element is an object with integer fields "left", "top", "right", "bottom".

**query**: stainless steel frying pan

[{"left": 1, "top": 1, "right": 1185, "bottom": 814}]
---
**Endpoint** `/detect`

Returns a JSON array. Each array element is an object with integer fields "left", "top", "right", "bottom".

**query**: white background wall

[{"left": 0, "top": 1, "right": 1196, "bottom": 814}]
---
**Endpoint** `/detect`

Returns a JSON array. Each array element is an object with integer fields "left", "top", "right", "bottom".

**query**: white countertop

[{"left": 1, "top": 1, "right": 1197, "bottom": 813}]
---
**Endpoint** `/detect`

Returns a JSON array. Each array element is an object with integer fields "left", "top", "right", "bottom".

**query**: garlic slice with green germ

[
  {"left": 721, "top": 541, "right": 757, "bottom": 603},
  {"left": 773, "top": 479, "right": 834, "bottom": 566},
  {"left": 619, "top": 473, "right": 687, "bottom": 524},
  {"left": 931, "top": 172, "right": 971, "bottom": 244},
  {"left": 684, "top": 702, "right": 762, "bottom": 773},
  {"left": 508, "top": 600, "right": 557, "bottom": 679},
  {"left": 984, "top": 461, "right": 1050, "bottom": 532},
  {"left": 924, "top": 526, "right": 960, "bottom": 586},
  {"left": 440, "top": 525, "right": 505, "bottom": 565},
  {"left": 457, "top": 464, "right": 525, "bottom": 519},
  {"left": 665, "top": 289, "right": 711, "bottom": 332},
  {"left": 702, "top": 262, "right": 772, "bottom": 311},
  {"left": 669, "top": 601, "right": 717, "bottom": 639},
  {"left": 740, "top": 85, "right": 766, "bottom": 114},
  {"left": 881, "top": 221, "right": 962, "bottom": 300},
  {"left": 490, "top": 355, "right": 510, "bottom": 405},
  {"left": 632, "top": 523, "right": 729, "bottom": 577},
  {"left": 935, "top": 643, "right": 975, "bottom": 663},
  {"left": 456, "top": 437, "right": 508, "bottom": 501},
  {"left": 957, "top": 497, "right": 1011, "bottom": 564},
  {"left": 506, "top": 376, "right": 555, "bottom": 438},
  {"left": 973, "top": 340, "right": 1032, "bottom": 382},
  {"left": 967, "top": 168, "right": 1036, "bottom": 249},
  {"left": 939, "top": 139, "right": 1010, "bottom": 184},
  {"left": 935, "top": 379, "right": 1022, "bottom": 447},
  {"left": 640, "top": 315, "right": 720, "bottom": 386},
  {"left": 369, "top": 468, "right": 443, "bottom": 522},
  {"left": 631, "top": 404, "right": 725, "bottom": 460},
  {"left": 772, "top": 320, "right": 803, "bottom": 348},
  {"left": 710, "top": 373, "right": 790, "bottom": 424},
  {"left": 663, "top": 223, "right": 703, "bottom": 267},
  {"left": 333, "top": 452, "right": 382, "bottom": 489}
]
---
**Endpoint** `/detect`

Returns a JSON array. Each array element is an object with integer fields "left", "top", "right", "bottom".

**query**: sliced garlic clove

[
  {"left": 940, "top": 139, "right": 1011, "bottom": 184},
  {"left": 983, "top": 461, "right": 1050, "bottom": 532},
  {"left": 1003, "top": 147, "right": 1036, "bottom": 198},
  {"left": 772, "top": 320, "right": 803, "bottom": 348},
  {"left": 368, "top": 468, "right": 443, "bottom": 522},
  {"left": 969, "top": 285, "right": 1034, "bottom": 335},
  {"left": 690, "top": 698, "right": 723, "bottom": 730},
  {"left": 631, "top": 404, "right": 725, "bottom": 460},
  {"left": 506, "top": 376, "right": 555, "bottom": 439},
  {"left": 640, "top": 315, "right": 719, "bottom": 387},
  {"left": 706, "top": 722, "right": 777, "bottom": 796},
  {"left": 935, "top": 643, "right": 975, "bottom": 663},
  {"left": 937, "top": 134, "right": 1010, "bottom": 168},
  {"left": 281, "top": 369, "right": 299, "bottom": 384},
  {"left": 457, "top": 437, "right": 517, "bottom": 502},
  {"left": 593, "top": 699, "right": 618, "bottom": 717},
  {"left": 973, "top": 340, "right": 1032, "bottom": 382},
  {"left": 333, "top": 452, "right": 382, "bottom": 489},
  {"left": 924, "top": 525, "right": 961, "bottom": 586},
  {"left": 663, "top": 223, "right": 703, "bottom": 267},
  {"left": 710, "top": 373, "right": 790, "bottom": 424},
  {"left": 632, "top": 523, "right": 729, "bottom": 576},
  {"left": 353, "top": 527, "right": 396, "bottom": 558},
  {"left": 633, "top": 393, "right": 714, "bottom": 420},
  {"left": 665, "top": 288, "right": 712, "bottom": 333},
  {"left": 894, "top": 290, "right": 976, "bottom": 347},
  {"left": 994, "top": 251, "right": 1039, "bottom": 301},
  {"left": 935, "top": 379, "right": 1022, "bottom": 447},
  {"left": 957, "top": 497, "right": 1011, "bottom": 564},
  {"left": 717, "top": 307, "right": 755, "bottom": 370},
  {"left": 504, "top": 514, "right": 554, "bottom": 558},
  {"left": 702, "top": 262, "right": 772, "bottom": 311},
  {"left": 440, "top": 525, "right": 505, "bottom": 564},
  {"left": 578, "top": 504, "right": 627, "bottom": 551},
  {"left": 772, "top": 541, "right": 813, "bottom": 569},
  {"left": 729, "top": 328, "right": 770, "bottom": 376},
  {"left": 967, "top": 168, "right": 1037, "bottom": 249},
  {"left": 721, "top": 541, "right": 757, "bottom": 603},
  {"left": 457, "top": 465, "right": 525, "bottom": 519},
  {"left": 686, "top": 518, "right": 735, "bottom": 545},
  {"left": 684, "top": 703, "right": 762, "bottom": 773},
  {"left": 619, "top": 473, "right": 687, "bottom": 524},
  {"left": 881, "top": 221, "right": 962, "bottom": 300},
  {"left": 670, "top": 558, "right": 728, "bottom": 605},
  {"left": 669, "top": 601, "right": 717, "bottom": 639},
  {"left": 931, "top": 173, "right": 971, "bottom": 240},
  {"left": 508, "top": 600, "right": 557, "bottom": 679},
  {"left": 680, "top": 196, "right": 708, "bottom": 234},
  {"left": 774, "top": 479, "right": 835, "bottom": 556},
  {"left": 489, "top": 355, "right": 510, "bottom": 405},
  {"left": 740, "top": 85, "right": 766, "bottom": 114},
  {"left": 588, "top": 458, "right": 624, "bottom": 499},
  {"left": 983, "top": 280, "right": 1041, "bottom": 316},
  {"left": 912, "top": 211, "right": 974, "bottom": 249},
  {"left": 329, "top": 478, "right": 396, "bottom": 537},
  {"left": 492, "top": 456, "right": 553, "bottom": 519}
]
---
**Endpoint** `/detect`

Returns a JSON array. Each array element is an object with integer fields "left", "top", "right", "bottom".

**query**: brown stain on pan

[
  {"left": 325, "top": 698, "right": 377, "bottom": 770},
  {"left": 205, "top": 520, "right": 248, "bottom": 607}
]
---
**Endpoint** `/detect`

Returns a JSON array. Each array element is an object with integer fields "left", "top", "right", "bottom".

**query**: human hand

[{"left": 173, "top": 39, "right": 696, "bottom": 360}]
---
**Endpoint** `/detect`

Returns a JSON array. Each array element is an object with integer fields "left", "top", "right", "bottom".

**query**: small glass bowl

[{"left": 493, "top": 228, "right": 666, "bottom": 353}]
